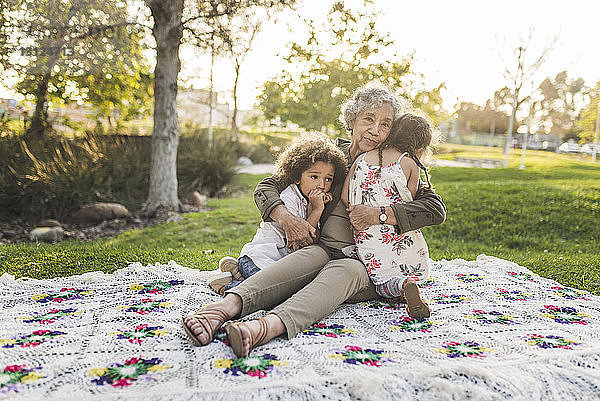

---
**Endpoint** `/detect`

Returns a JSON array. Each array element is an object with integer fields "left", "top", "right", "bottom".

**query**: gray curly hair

[{"left": 339, "top": 83, "right": 408, "bottom": 131}]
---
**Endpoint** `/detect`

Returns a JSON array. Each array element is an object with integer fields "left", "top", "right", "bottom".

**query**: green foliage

[
  {"left": 0, "top": 131, "right": 151, "bottom": 222},
  {"left": 538, "top": 71, "right": 587, "bottom": 138},
  {"left": 235, "top": 130, "right": 296, "bottom": 163},
  {"left": 79, "top": 71, "right": 154, "bottom": 123},
  {"left": 0, "top": 0, "right": 152, "bottom": 131},
  {"left": 258, "top": 1, "right": 447, "bottom": 132},
  {"left": 577, "top": 81, "right": 600, "bottom": 143},
  {"left": 455, "top": 99, "right": 510, "bottom": 134},
  {"left": 178, "top": 127, "right": 237, "bottom": 197},
  {"left": 0, "top": 127, "right": 263, "bottom": 222},
  {"left": 464, "top": 72, "right": 595, "bottom": 143}
]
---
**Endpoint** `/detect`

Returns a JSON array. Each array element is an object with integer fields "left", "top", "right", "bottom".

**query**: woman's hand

[
  {"left": 347, "top": 204, "right": 379, "bottom": 232},
  {"left": 282, "top": 214, "right": 317, "bottom": 251},
  {"left": 273, "top": 205, "right": 317, "bottom": 251}
]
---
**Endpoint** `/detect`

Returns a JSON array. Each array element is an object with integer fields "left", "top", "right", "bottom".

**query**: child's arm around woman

[{"left": 400, "top": 155, "right": 420, "bottom": 199}]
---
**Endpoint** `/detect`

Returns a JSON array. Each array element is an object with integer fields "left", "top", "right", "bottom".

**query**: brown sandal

[
  {"left": 402, "top": 279, "right": 430, "bottom": 319},
  {"left": 225, "top": 317, "right": 271, "bottom": 358},
  {"left": 182, "top": 306, "right": 229, "bottom": 346}
]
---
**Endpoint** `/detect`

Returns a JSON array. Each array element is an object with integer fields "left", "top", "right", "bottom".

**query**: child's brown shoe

[
  {"left": 219, "top": 257, "right": 244, "bottom": 282},
  {"left": 402, "top": 278, "right": 430, "bottom": 319},
  {"left": 209, "top": 276, "right": 232, "bottom": 296}
]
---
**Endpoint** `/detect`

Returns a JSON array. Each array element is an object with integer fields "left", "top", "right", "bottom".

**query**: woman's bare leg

[{"left": 226, "top": 314, "right": 285, "bottom": 357}]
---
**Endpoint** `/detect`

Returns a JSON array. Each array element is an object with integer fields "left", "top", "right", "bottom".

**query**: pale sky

[
  {"left": 2, "top": 0, "right": 599, "bottom": 113},
  {"left": 182, "top": 0, "right": 600, "bottom": 110}
]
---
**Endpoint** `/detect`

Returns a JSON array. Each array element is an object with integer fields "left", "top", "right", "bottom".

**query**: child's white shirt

[{"left": 239, "top": 184, "right": 307, "bottom": 269}]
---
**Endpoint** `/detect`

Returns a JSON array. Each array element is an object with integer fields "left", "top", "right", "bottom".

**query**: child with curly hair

[
  {"left": 210, "top": 133, "right": 348, "bottom": 294},
  {"left": 341, "top": 112, "right": 438, "bottom": 319}
]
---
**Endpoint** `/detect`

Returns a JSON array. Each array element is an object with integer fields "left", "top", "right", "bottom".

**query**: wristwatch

[{"left": 379, "top": 206, "right": 387, "bottom": 224}]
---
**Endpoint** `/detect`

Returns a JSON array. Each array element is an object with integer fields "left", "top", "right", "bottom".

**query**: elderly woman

[{"left": 182, "top": 83, "right": 446, "bottom": 357}]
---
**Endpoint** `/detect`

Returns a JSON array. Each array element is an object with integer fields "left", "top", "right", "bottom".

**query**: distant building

[
  {"left": 177, "top": 88, "right": 231, "bottom": 126},
  {"left": 177, "top": 88, "right": 262, "bottom": 129},
  {"left": 5, "top": 88, "right": 257, "bottom": 132},
  {"left": 0, "top": 98, "right": 25, "bottom": 119},
  {"left": 51, "top": 103, "right": 96, "bottom": 122}
]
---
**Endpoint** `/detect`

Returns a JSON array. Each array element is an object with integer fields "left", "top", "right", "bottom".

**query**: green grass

[
  {"left": 425, "top": 149, "right": 600, "bottom": 294},
  {"left": 1, "top": 149, "right": 599, "bottom": 295},
  {"left": 0, "top": 173, "right": 268, "bottom": 279}
]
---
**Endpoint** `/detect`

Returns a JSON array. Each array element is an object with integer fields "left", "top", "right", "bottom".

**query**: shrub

[
  {"left": 178, "top": 127, "right": 237, "bottom": 197},
  {"left": 95, "top": 134, "right": 152, "bottom": 208},
  {"left": 234, "top": 131, "right": 297, "bottom": 164},
  {"left": 232, "top": 135, "right": 276, "bottom": 164},
  {"left": 0, "top": 126, "right": 246, "bottom": 222},
  {"left": 0, "top": 124, "right": 303, "bottom": 222},
  {"left": 0, "top": 131, "right": 151, "bottom": 222}
]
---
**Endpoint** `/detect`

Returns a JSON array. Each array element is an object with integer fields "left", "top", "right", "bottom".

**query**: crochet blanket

[{"left": 1, "top": 255, "right": 599, "bottom": 400}]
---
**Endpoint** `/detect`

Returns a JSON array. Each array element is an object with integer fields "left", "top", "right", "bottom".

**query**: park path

[
  {"left": 236, "top": 159, "right": 474, "bottom": 175},
  {"left": 236, "top": 163, "right": 275, "bottom": 174}
]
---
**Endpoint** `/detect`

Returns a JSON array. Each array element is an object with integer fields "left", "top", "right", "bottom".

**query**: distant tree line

[
  {"left": 0, "top": 0, "right": 153, "bottom": 136},
  {"left": 455, "top": 70, "right": 598, "bottom": 142}
]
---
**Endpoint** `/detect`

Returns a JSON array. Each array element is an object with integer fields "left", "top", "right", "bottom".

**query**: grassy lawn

[
  {"left": 427, "top": 145, "right": 600, "bottom": 294},
  {"left": 1, "top": 146, "right": 599, "bottom": 295}
]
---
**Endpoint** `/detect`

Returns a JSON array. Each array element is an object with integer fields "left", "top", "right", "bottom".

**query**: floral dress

[{"left": 348, "top": 152, "right": 430, "bottom": 285}]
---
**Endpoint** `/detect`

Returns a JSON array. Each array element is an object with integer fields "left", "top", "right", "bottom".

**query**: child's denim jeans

[{"left": 224, "top": 255, "right": 260, "bottom": 290}]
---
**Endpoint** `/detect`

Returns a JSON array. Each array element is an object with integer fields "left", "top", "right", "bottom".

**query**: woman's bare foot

[
  {"left": 226, "top": 314, "right": 285, "bottom": 358},
  {"left": 182, "top": 294, "right": 242, "bottom": 345}
]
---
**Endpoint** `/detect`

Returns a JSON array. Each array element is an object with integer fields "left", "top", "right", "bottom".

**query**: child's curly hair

[
  {"left": 378, "top": 112, "right": 441, "bottom": 190},
  {"left": 275, "top": 133, "right": 348, "bottom": 187}
]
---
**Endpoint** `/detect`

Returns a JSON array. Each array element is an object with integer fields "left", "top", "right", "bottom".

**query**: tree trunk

[
  {"left": 503, "top": 99, "right": 517, "bottom": 169},
  {"left": 27, "top": 51, "right": 61, "bottom": 137},
  {"left": 144, "top": 0, "right": 184, "bottom": 214},
  {"left": 231, "top": 62, "right": 240, "bottom": 139},
  {"left": 208, "top": 40, "right": 214, "bottom": 147},
  {"left": 519, "top": 130, "right": 528, "bottom": 170},
  {"left": 28, "top": 76, "right": 50, "bottom": 135}
]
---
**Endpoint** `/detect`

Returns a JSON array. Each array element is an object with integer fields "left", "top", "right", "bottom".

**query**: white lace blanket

[{"left": 1, "top": 255, "right": 599, "bottom": 400}]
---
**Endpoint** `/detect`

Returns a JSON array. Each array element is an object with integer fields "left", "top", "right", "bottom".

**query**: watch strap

[{"left": 379, "top": 206, "right": 387, "bottom": 224}]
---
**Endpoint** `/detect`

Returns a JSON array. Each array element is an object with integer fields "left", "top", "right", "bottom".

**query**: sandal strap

[
  {"left": 226, "top": 316, "right": 275, "bottom": 357},
  {"left": 251, "top": 317, "right": 271, "bottom": 348},
  {"left": 189, "top": 306, "right": 229, "bottom": 341}
]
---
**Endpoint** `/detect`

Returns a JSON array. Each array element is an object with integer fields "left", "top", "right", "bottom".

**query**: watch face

[{"left": 379, "top": 206, "right": 387, "bottom": 223}]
